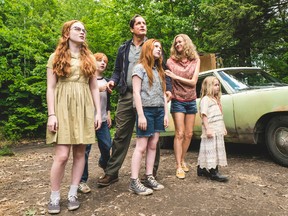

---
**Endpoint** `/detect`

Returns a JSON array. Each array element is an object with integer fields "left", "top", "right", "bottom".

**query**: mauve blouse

[{"left": 166, "top": 58, "right": 198, "bottom": 102}]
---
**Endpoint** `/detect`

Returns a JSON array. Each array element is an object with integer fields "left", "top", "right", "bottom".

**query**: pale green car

[{"left": 163, "top": 67, "right": 288, "bottom": 166}]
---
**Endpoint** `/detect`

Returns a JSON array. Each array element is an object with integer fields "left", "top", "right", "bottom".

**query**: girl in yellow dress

[{"left": 46, "top": 20, "right": 101, "bottom": 214}]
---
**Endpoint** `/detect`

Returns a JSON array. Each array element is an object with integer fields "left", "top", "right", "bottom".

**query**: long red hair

[
  {"left": 52, "top": 20, "right": 96, "bottom": 77},
  {"left": 138, "top": 39, "right": 166, "bottom": 92}
]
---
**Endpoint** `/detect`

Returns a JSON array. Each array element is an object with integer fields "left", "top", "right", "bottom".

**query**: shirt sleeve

[
  {"left": 132, "top": 64, "right": 145, "bottom": 80},
  {"left": 166, "top": 58, "right": 175, "bottom": 71},
  {"left": 200, "top": 96, "right": 209, "bottom": 117},
  {"left": 46, "top": 53, "right": 55, "bottom": 69}
]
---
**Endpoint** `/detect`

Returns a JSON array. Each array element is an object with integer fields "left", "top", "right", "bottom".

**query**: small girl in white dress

[{"left": 197, "top": 76, "right": 228, "bottom": 182}]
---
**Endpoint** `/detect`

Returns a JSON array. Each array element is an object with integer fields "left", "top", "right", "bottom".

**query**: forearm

[
  {"left": 164, "top": 93, "right": 168, "bottom": 116},
  {"left": 190, "top": 58, "right": 200, "bottom": 87},
  {"left": 110, "top": 50, "right": 123, "bottom": 86},
  {"left": 202, "top": 115, "right": 210, "bottom": 131},
  {"left": 90, "top": 77, "right": 101, "bottom": 117},
  {"left": 134, "top": 92, "right": 144, "bottom": 117},
  {"left": 46, "top": 88, "right": 55, "bottom": 115},
  {"left": 46, "top": 68, "right": 56, "bottom": 115},
  {"left": 175, "top": 76, "right": 196, "bottom": 87}
]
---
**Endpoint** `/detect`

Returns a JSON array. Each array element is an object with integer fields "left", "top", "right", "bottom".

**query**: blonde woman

[
  {"left": 46, "top": 20, "right": 101, "bottom": 214},
  {"left": 165, "top": 34, "right": 200, "bottom": 179}
]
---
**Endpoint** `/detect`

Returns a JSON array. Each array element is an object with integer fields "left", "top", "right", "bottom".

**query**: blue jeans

[
  {"left": 170, "top": 99, "right": 197, "bottom": 114},
  {"left": 136, "top": 107, "right": 165, "bottom": 137},
  {"left": 81, "top": 121, "right": 112, "bottom": 182}
]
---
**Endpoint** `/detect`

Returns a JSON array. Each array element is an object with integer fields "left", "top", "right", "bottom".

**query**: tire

[{"left": 265, "top": 116, "right": 288, "bottom": 167}]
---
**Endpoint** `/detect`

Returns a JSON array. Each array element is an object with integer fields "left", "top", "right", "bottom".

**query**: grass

[
  {"left": 0, "top": 145, "right": 14, "bottom": 156},
  {"left": 0, "top": 128, "right": 15, "bottom": 156}
]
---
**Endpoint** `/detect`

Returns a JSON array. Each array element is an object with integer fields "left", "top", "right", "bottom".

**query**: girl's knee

[
  {"left": 147, "top": 142, "right": 157, "bottom": 151},
  {"left": 185, "top": 132, "right": 193, "bottom": 140},
  {"left": 135, "top": 146, "right": 146, "bottom": 155},
  {"left": 55, "top": 154, "right": 69, "bottom": 164},
  {"left": 175, "top": 132, "right": 185, "bottom": 140},
  {"left": 69, "top": 145, "right": 85, "bottom": 160}
]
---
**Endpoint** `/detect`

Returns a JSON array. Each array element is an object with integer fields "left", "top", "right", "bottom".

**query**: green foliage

[
  {"left": 24, "top": 208, "right": 37, "bottom": 216},
  {"left": 198, "top": 0, "right": 288, "bottom": 70},
  {"left": 0, "top": 145, "right": 14, "bottom": 157},
  {"left": 0, "top": 0, "right": 287, "bottom": 141}
]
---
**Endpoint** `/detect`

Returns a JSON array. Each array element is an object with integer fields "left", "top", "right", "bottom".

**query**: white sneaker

[{"left": 129, "top": 178, "right": 153, "bottom": 196}]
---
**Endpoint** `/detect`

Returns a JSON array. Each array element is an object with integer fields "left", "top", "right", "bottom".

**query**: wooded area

[{"left": 0, "top": 0, "right": 287, "bottom": 141}]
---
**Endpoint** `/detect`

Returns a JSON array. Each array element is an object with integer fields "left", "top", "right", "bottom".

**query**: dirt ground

[{"left": 1, "top": 139, "right": 288, "bottom": 216}]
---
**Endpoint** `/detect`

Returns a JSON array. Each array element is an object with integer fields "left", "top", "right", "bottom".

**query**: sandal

[{"left": 176, "top": 168, "right": 185, "bottom": 179}]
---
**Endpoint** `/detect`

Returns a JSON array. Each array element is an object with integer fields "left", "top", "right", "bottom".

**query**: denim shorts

[
  {"left": 170, "top": 99, "right": 197, "bottom": 114},
  {"left": 136, "top": 107, "right": 165, "bottom": 137}
]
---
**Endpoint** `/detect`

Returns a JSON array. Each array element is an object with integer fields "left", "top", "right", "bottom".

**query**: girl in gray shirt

[{"left": 129, "top": 39, "right": 168, "bottom": 196}]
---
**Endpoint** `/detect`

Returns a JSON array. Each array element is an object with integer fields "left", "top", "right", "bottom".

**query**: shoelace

[
  {"left": 68, "top": 195, "right": 78, "bottom": 202},
  {"left": 135, "top": 179, "right": 148, "bottom": 191},
  {"left": 147, "top": 176, "right": 158, "bottom": 186},
  {"left": 50, "top": 198, "right": 60, "bottom": 206}
]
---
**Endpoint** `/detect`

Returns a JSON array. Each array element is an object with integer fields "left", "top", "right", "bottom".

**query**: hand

[
  {"left": 138, "top": 114, "right": 147, "bottom": 131},
  {"left": 165, "top": 91, "right": 172, "bottom": 103},
  {"left": 164, "top": 114, "right": 169, "bottom": 128},
  {"left": 107, "top": 81, "right": 115, "bottom": 93},
  {"left": 95, "top": 114, "right": 102, "bottom": 130},
  {"left": 99, "top": 85, "right": 107, "bottom": 92},
  {"left": 107, "top": 116, "right": 112, "bottom": 128},
  {"left": 206, "top": 128, "right": 213, "bottom": 138},
  {"left": 47, "top": 116, "right": 58, "bottom": 133},
  {"left": 165, "top": 70, "right": 177, "bottom": 80}
]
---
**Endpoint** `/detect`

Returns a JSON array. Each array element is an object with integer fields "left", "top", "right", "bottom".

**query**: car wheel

[{"left": 265, "top": 116, "right": 288, "bottom": 167}]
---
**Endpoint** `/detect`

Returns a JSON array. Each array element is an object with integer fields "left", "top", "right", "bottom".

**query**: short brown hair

[
  {"left": 129, "top": 14, "right": 143, "bottom": 29},
  {"left": 93, "top": 52, "right": 108, "bottom": 65}
]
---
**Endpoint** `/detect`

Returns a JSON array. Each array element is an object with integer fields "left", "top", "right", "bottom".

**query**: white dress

[{"left": 197, "top": 96, "right": 228, "bottom": 169}]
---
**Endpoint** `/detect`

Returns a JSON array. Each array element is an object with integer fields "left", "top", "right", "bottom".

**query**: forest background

[{"left": 0, "top": 0, "right": 287, "bottom": 145}]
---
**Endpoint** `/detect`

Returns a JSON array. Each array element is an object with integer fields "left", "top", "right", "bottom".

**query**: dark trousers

[
  {"left": 105, "top": 91, "right": 160, "bottom": 176},
  {"left": 81, "top": 121, "right": 112, "bottom": 182}
]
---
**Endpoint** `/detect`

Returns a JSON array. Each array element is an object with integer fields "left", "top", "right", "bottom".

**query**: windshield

[{"left": 218, "top": 69, "right": 286, "bottom": 91}]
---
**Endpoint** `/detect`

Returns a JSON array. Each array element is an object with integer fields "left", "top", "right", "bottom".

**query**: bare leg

[
  {"left": 181, "top": 114, "right": 195, "bottom": 163},
  {"left": 172, "top": 113, "right": 185, "bottom": 169},
  {"left": 131, "top": 137, "right": 149, "bottom": 179},
  {"left": 145, "top": 133, "right": 159, "bottom": 175},
  {"left": 71, "top": 145, "right": 86, "bottom": 186},
  {"left": 50, "top": 145, "right": 71, "bottom": 191}
]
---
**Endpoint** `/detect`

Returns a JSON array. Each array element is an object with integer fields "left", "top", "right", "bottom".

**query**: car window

[
  {"left": 218, "top": 71, "right": 249, "bottom": 91},
  {"left": 233, "top": 71, "right": 285, "bottom": 87}
]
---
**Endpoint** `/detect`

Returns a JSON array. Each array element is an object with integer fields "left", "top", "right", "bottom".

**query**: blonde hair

[
  {"left": 138, "top": 39, "right": 166, "bottom": 92},
  {"left": 170, "top": 34, "right": 198, "bottom": 62},
  {"left": 200, "top": 76, "right": 222, "bottom": 102},
  {"left": 52, "top": 20, "right": 96, "bottom": 77}
]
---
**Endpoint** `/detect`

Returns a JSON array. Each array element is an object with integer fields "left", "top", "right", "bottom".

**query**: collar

[
  {"left": 131, "top": 36, "right": 147, "bottom": 47},
  {"left": 70, "top": 51, "right": 80, "bottom": 59}
]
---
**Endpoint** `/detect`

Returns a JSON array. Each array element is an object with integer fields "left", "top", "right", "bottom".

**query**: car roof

[{"left": 200, "top": 67, "right": 261, "bottom": 74}]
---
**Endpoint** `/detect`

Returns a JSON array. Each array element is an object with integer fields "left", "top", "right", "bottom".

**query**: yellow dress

[{"left": 46, "top": 52, "right": 96, "bottom": 145}]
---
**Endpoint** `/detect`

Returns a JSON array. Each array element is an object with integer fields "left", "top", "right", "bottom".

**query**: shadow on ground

[{"left": 160, "top": 136, "right": 272, "bottom": 164}]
